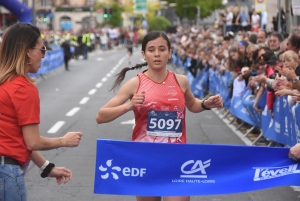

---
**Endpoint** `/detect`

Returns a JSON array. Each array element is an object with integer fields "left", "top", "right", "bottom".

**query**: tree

[
  {"left": 148, "top": 16, "right": 171, "bottom": 31},
  {"left": 146, "top": 2, "right": 160, "bottom": 24},
  {"left": 109, "top": 3, "right": 123, "bottom": 27},
  {"left": 123, "top": 0, "right": 134, "bottom": 15},
  {"left": 94, "top": 2, "right": 123, "bottom": 27},
  {"left": 165, "top": 0, "right": 225, "bottom": 19}
]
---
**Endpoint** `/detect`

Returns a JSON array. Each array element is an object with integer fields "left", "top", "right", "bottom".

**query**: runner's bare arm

[
  {"left": 96, "top": 77, "right": 139, "bottom": 124},
  {"left": 175, "top": 74, "right": 206, "bottom": 113}
]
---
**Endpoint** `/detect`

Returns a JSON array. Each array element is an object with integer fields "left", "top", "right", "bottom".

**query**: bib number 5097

[{"left": 148, "top": 118, "right": 181, "bottom": 130}]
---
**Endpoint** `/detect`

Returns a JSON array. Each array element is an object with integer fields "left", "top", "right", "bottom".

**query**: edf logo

[
  {"left": 99, "top": 159, "right": 146, "bottom": 180},
  {"left": 180, "top": 160, "right": 211, "bottom": 179}
]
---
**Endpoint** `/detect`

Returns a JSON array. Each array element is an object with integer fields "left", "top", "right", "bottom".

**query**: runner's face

[{"left": 142, "top": 37, "right": 171, "bottom": 70}]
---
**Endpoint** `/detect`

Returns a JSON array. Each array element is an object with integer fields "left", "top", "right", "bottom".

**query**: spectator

[
  {"left": 225, "top": 7, "right": 233, "bottom": 32},
  {"left": 272, "top": 16, "right": 278, "bottom": 31},
  {"left": 251, "top": 10, "right": 260, "bottom": 31},
  {"left": 257, "top": 30, "right": 267, "bottom": 44},
  {"left": 0, "top": 22, "right": 83, "bottom": 201},
  {"left": 268, "top": 32, "right": 284, "bottom": 55},
  {"left": 287, "top": 32, "right": 300, "bottom": 54},
  {"left": 236, "top": 7, "right": 250, "bottom": 32},
  {"left": 61, "top": 37, "right": 72, "bottom": 71}
]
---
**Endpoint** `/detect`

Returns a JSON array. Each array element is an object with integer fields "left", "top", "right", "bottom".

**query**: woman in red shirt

[{"left": 0, "top": 23, "right": 83, "bottom": 201}]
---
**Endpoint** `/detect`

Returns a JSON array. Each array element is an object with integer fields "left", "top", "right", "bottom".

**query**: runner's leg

[
  {"left": 163, "top": 196, "right": 190, "bottom": 201},
  {"left": 136, "top": 196, "right": 161, "bottom": 201}
]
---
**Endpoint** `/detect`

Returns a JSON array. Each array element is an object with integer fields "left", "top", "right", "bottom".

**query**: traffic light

[
  {"left": 103, "top": 8, "right": 108, "bottom": 18},
  {"left": 103, "top": 7, "right": 112, "bottom": 19},
  {"left": 43, "top": 17, "right": 48, "bottom": 22}
]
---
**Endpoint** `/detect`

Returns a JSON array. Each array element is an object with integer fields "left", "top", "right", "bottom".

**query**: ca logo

[
  {"left": 180, "top": 160, "right": 211, "bottom": 178},
  {"left": 99, "top": 159, "right": 121, "bottom": 180}
]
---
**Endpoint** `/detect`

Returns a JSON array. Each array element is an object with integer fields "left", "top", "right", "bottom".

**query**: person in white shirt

[
  {"left": 261, "top": 11, "right": 268, "bottom": 31},
  {"left": 225, "top": 7, "right": 233, "bottom": 32},
  {"left": 251, "top": 10, "right": 260, "bottom": 31}
]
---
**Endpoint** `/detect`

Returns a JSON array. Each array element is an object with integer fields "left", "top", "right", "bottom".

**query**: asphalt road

[{"left": 25, "top": 47, "right": 300, "bottom": 201}]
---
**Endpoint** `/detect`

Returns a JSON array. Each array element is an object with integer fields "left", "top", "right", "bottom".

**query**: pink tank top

[{"left": 132, "top": 70, "right": 186, "bottom": 143}]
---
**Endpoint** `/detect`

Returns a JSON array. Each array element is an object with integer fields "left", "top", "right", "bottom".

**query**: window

[
  {"left": 23, "top": 0, "right": 28, "bottom": 6},
  {"left": 62, "top": 0, "right": 69, "bottom": 5},
  {"left": 41, "top": 0, "right": 49, "bottom": 7}
]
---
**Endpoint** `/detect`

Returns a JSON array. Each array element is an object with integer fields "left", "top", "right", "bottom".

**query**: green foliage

[
  {"left": 148, "top": 16, "right": 171, "bottom": 31},
  {"left": 165, "top": 0, "right": 224, "bottom": 19},
  {"left": 146, "top": 2, "right": 160, "bottom": 25},
  {"left": 109, "top": 3, "right": 123, "bottom": 27},
  {"left": 123, "top": 0, "right": 134, "bottom": 14},
  {"left": 95, "top": 2, "right": 123, "bottom": 27}
]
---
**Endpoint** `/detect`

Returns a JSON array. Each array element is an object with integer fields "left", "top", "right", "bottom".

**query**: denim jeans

[{"left": 0, "top": 164, "right": 26, "bottom": 201}]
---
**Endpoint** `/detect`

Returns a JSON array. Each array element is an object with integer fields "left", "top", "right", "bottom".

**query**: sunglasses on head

[{"left": 33, "top": 45, "right": 47, "bottom": 55}]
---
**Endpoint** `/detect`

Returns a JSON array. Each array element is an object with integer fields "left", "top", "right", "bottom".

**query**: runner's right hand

[{"left": 129, "top": 91, "right": 145, "bottom": 110}]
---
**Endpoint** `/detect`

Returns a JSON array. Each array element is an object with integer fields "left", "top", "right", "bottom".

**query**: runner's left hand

[{"left": 205, "top": 95, "right": 223, "bottom": 109}]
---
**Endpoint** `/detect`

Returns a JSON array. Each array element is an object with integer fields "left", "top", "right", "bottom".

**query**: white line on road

[
  {"left": 47, "top": 121, "right": 65, "bottom": 134},
  {"left": 79, "top": 97, "right": 89, "bottom": 104},
  {"left": 96, "top": 83, "right": 103, "bottom": 88},
  {"left": 96, "top": 57, "right": 103, "bottom": 61},
  {"left": 88, "top": 89, "right": 97, "bottom": 95},
  {"left": 101, "top": 77, "right": 108, "bottom": 82},
  {"left": 66, "top": 107, "right": 80, "bottom": 116},
  {"left": 106, "top": 73, "right": 111, "bottom": 77}
]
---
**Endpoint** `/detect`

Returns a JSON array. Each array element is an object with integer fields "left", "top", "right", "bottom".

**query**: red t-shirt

[
  {"left": 0, "top": 76, "right": 40, "bottom": 165},
  {"left": 265, "top": 67, "right": 275, "bottom": 111}
]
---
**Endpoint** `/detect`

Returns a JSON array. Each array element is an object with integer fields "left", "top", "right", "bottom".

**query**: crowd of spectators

[{"left": 167, "top": 21, "right": 300, "bottom": 144}]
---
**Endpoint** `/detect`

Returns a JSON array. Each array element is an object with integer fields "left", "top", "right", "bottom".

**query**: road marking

[
  {"left": 66, "top": 107, "right": 80, "bottom": 116},
  {"left": 96, "top": 57, "right": 103, "bottom": 61},
  {"left": 96, "top": 83, "right": 103, "bottom": 88},
  {"left": 121, "top": 119, "right": 135, "bottom": 129},
  {"left": 101, "top": 77, "right": 108, "bottom": 82},
  {"left": 88, "top": 89, "right": 97, "bottom": 95},
  {"left": 79, "top": 97, "right": 89, "bottom": 104},
  {"left": 47, "top": 121, "right": 65, "bottom": 134},
  {"left": 106, "top": 73, "right": 111, "bottom": 77}
]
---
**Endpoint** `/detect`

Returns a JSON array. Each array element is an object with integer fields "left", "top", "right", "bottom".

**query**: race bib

[{"left": 147, "top": 110, "right": 182, "bottom": 137}]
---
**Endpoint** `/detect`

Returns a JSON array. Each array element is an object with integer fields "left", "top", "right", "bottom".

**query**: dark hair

[
  {"left": 252, "top": 48, "right": 261, "bottom": 61},
  {"left": 289, "top": 33, "right": 300, "bottom": 51},
  {"left": 110, "top": 31, "right": 171, "bottom": 91},
  {"left": 249, "top": 34, "right": 257, "bottom": 44},
  {"left": 270, "top": 32, "right": 284, "bottom": 42}
]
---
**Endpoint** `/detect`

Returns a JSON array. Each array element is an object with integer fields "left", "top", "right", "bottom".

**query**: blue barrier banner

[
  {"left": 94, "top": 140, "right": 300, "bottom": 196},
  {"left": 208, "top": 68, "right": 217, "bottom": 94},
  {"left": 242, "top": 89, "right": 261, "bottom": 127},
  {"left": 190, "top": 66, "right": 208, "bottom": 98},
  {"left": 29, "top": 49, "right": 64, "bottom": 77},
  {"left": 268, "top": 96, "right": 297, "bottom": 147},
  {"left": 292, "top": 103, "right": 300, "bottom": 143},
  {"left": 219, "top": 72, "right": 232, "bottom": 109},
  {"left": 187, "top": 71, "right": 194, "bottom": 85},
  {"left": 230, "top": 94, "right": 257, "bottom": 126}
]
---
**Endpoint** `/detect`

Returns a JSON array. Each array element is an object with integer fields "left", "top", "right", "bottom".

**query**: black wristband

[
  {"left": 41, "top": 163, "right": 55, "bottom": 178},
  {"left": 201, "top": 99, "right": 211, "bottom": 110}
]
